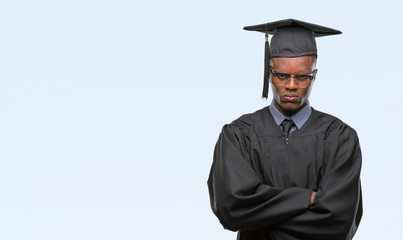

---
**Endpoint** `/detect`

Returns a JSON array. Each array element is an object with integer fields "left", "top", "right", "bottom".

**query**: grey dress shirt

[{"left": 269, "top": 101, "right": 312, "bottom": 134}]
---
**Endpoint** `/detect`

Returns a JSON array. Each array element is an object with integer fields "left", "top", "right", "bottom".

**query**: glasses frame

[{"left": 269, "top": 68, "right": 316, "bottom": 88}]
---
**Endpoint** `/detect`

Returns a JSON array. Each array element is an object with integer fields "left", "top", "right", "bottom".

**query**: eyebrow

[{"left": 271, "top": 70, "right": 314, "bottom": 75}]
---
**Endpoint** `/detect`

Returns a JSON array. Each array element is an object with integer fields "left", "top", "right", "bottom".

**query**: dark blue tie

[{"left": 281, "top": 119, "right": 295, "bottom": 137}]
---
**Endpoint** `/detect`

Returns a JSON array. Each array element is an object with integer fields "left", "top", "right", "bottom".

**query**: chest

[{"left": 252, "top": 134, "right": 325, "bottom": 190}]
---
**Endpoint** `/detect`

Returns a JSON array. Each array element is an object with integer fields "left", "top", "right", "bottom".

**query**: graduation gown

[{"left": 207, "top": 107, "right": 363, "bottom": 240}]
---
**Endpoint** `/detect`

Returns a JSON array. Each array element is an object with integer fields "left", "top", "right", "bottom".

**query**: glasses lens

[
  {"left": 272, "top": 71, "right": 313, "bottom": 88},
  {"left": 295, "top": 75, "right": 312, "bottom": 88},
  {"left": 276, "top": 73, "right": 290, "bottom": 81}
]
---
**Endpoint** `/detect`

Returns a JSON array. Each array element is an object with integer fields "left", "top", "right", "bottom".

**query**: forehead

[{"left": 271, "top": 56, "right": 315, "bottom": 73}]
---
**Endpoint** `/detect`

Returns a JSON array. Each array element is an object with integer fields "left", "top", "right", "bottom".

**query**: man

[{"left": 207, "top": 19, "right": 363, "bottom": 240}]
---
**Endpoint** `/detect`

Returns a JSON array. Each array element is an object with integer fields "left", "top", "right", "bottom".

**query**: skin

[
  {"left": 270, "top": 56, "right": 318, "bottom": 117},
  {"left": 310, "top": 191, "right": 317, "bottom": 207},
  {"left": 270, "top": 55, "right": 318, "bottom": 205}
]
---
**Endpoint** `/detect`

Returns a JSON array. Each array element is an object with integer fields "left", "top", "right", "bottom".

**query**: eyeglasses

[{"left": 269, "top": 68, "right": 316, "bottom": 88}]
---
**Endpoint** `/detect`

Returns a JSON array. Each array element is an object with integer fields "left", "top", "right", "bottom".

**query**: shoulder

[
  {"left": 229, "top": 106, "right": 270, "bottom": 130},
  {"left": 219, "top": 107, "right": 271, "bottom": 137},
  {"left": 312, "top": 109, "right": 358, "bottom": 140}
]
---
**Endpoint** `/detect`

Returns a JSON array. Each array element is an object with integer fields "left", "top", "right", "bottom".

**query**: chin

[
  {"left": 279, "top": 102, "right": 305, "bottom": 115},
  {"left": 281, "top": 102, "right": 301, "bottom": 111}
]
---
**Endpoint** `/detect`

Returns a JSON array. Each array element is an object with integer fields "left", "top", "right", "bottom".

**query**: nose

[{"left": 285, "top": 77, "right": 298, "bottom": 90}]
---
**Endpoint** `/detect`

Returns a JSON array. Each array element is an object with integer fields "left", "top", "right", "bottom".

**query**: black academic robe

[{"left": 207, "top": 107, "right": 363, "bottom": 240}]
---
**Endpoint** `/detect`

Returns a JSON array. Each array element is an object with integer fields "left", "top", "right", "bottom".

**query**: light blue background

[{"left": 0, "top": 0, "right": 401, "bottom": 239}]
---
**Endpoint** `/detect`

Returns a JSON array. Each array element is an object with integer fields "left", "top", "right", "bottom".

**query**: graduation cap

[{"left": 243, "top": 19, "right": 342, "bottom": 99}]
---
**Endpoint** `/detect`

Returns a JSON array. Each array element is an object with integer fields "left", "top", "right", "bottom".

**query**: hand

[{"left": 309, "top": 191, "right": 317, "bottom": 207}]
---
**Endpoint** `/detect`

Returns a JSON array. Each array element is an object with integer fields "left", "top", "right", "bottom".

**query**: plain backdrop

[{"left": 0, "top": 0, "right": 401, "bottom": 239}]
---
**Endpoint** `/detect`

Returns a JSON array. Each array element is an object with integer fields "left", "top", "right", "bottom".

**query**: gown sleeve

[
  {"left": 274, "top": 120, "right": 363, "bottom": 240},
  {"left": 207, "top": 120, "right": 313, "bottom": 231}
]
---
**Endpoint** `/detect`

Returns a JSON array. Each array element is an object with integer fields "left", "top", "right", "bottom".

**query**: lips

[{"left": 284, "top": 95, "right": 298, "bottom": 101}]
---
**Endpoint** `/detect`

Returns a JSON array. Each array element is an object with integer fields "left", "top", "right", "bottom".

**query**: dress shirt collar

[{"left": 269, "top": 100, "right": 312, "bottom": 129}]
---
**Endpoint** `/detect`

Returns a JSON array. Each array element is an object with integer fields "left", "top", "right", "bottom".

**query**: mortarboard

[{"left": 243, "top": 19, "right": 342, "bottom": 99}]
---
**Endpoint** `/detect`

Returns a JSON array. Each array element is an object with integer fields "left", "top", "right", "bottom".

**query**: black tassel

[{"left": 262, "top": 33, "right": 270, "bottom": 99}]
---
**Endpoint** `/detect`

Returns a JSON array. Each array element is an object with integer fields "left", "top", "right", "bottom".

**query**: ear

[{"left": 313, "top": 69, "right": 318, "bottom": 80}]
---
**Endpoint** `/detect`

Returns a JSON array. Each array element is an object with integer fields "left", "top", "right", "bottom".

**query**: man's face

[{"left": 270, "top": 56, "right": 317, "bottom": 117}]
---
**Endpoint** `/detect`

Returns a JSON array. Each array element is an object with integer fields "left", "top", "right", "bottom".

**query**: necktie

[{"left": 281, "top": 119, "right": 295, "bottom": 137}]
